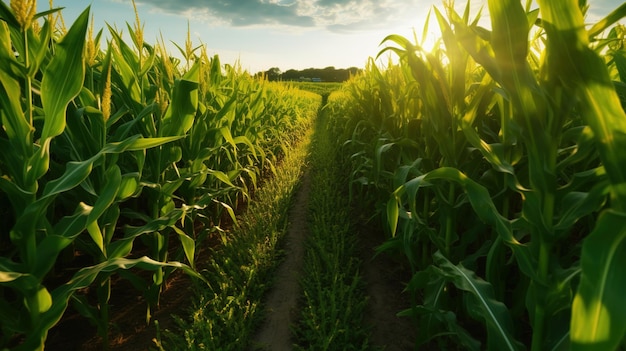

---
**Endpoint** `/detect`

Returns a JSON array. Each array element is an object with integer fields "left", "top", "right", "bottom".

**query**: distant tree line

[{"left": 256, "top": 66, "right": 362, "bottom": 82}]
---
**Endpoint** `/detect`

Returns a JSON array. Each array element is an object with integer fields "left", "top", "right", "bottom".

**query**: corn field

[
  {"left": 3, "top": 0, "right": 626, "bottom": 349},
  {"left": 0, "top": 2, "right": 319, "bottom": 350},
  {"left": 327, "top": 0, "right": 626, "bottom": 350}
]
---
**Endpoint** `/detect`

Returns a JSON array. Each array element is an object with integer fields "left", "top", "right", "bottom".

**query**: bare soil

[
  {"left": 249, "top": 172, "right": 311, "bottom": 350},
  {"left": 45, "top": 244, "right": 212, "bottom": 351},
  {"left": 358, "top": 221, "right": 416, "bottom": 350}
]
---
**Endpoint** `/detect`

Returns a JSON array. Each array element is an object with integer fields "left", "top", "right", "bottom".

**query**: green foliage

[
  {"left": 163, "top": 101, "right": 319, "bottom": 350},
  {"left": 291, "top": 81, "right": 342, "bottom": 102},
  {"left": 293, "top": 109, "right": 370, "bottom": 350},
  {"left": 328, "top": 1, "right": 626, "bottom": 350},
  {"left": 0, "top": 3, "right": 320, "bottom": 349}
]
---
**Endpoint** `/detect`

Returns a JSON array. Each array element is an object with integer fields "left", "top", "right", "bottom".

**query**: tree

[{"left": 265, "top": 67, "right": 282, "bottom": 81}]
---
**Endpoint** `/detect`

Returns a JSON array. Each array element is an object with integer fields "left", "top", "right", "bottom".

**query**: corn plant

[
  {"left": 536, "top": 1, "right": 626, "bottom": 349},
  {"left": 0, "top": 3, "right": 208, "bottom": 350},
  {"left": 328, "top": 0, "right": 626, "bottom": 349},
  {"left": 2, "top": 1, "right": 327, "bottom": 348}
]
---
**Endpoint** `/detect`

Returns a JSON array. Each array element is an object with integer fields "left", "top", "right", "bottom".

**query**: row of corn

[
  {"left": 0, "top": 2, "right": 319, "bottom": 350},
  {"left": 327, "top": 1, "right": 626, "bottom": 350}
]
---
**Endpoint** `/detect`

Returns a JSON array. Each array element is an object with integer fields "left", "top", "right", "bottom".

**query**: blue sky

[{"left": 31, "top": 0, "right": 626, "bottom": 74}]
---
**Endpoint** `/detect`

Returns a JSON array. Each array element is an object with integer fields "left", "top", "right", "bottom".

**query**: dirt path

[
  {"left": 251, "top": 168, "right": 416, "bottom": 350},
  {"left": 250, "top": 172, "right": 311, "bottom": 350}
]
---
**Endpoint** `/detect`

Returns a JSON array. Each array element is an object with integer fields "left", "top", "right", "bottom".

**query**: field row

[
  {"left": 0, "top": 3, "right": 320, "bottom": 349},
  {"left": 327, "top": 1, "right": 626, "bottom": 350},
  {"left": 3, "top": 0, "right": 626, "bottom": 349}
]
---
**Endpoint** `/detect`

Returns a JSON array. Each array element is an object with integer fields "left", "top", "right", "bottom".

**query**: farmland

[
  {"left": 1, "top": 0, "right": 626, "bottom": 350},
  {"left": 327, "top": 1, "right": 626, "bottom": 350}
]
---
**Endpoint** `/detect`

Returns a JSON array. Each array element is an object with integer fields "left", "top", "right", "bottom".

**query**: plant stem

[
  {"left": 23, "top": 30, "right": 33, "bottom": 129},
  {"left": 532, "top": 186, "right": 554, "bottom": 351},
  {"left": 21, "top": 28, "right": 36, "bottom": 270},
  {"left": 531, "top": 240, "right": 551, "bottom": 351},
  {"left": 445, "top": 183, "right": 455, "bottom": 257}
]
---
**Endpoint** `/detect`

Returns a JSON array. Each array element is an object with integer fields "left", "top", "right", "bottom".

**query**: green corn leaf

[
  {"left": 99, "top": 135, "right": 142, "bottom": 153},
  {"left": 207, "top": 169, "right": 237, "bottom": 188},
  {"left": 31, "top": 134, "right": 167, "bottom": 212},
  {"left": 139, "top": 43, "right": 157, "bottom": 78},
  {"left": 220, "top": 126, "right": 236, "bottom": 149},
  {"left": 613, "top": 51, "right": 626, "bottom": 84},
  {"left": 172, "top": 226, "right": 196, "bottom": 269},
  {"left": 42, "top": 157, "right": 96, "bottom": 197},
  {"left": 434, "top": 252, "right": 524, "bottom": 351},
  {"left": 28, "top": 286, "right": 52, "bottom": 315},
  {"left": 0, "top": 20, "right": 17, "bottom": 71},
  {"left": 0, "top": 258, "right": 53, "bottom": 328},
  {"left": 0, "top": 31, "right": 32, "bottom": 167},
  {"left": 52, "top": 203, "right": 91, "bottom": 239},
  {"left": 117, "top": 173, "right": 140, "bottom": 200},
  {"left": 377, "top": 34, "right": 414, "bottom": 58},
  {"left": 109, "top": 208, "right": 186, "bottom": 258},
  {"left": 82, "top": 165, "right": 122, "bottom": 257},
  {"left": 386, "top": 195, "right": 399, "bottom": 236},
  {"left": 65, "top": 105, "right": 105, "bottom": 159},
  {"left": 488, "top": 0, "right": 549, "bottom": 163},
  {"left": 125, "top": 136, "right": 183, "bottom": 151},
  {"left": 554, "top": 184, "right": 609, "bottom": 233},
  {"left": 109, "top": 24, "right": 138, "bottom": 69},
  {"left": 40, "top": 7, "right": 89, "bottom": 141},
  {"left": 161, "top": 63, "right": 199, "bottom": 136},
  {"left": 488, "top": 0, "right": 529, "bottom": 71},
  {"left": 25, "top": 138, "right": 50, "bottom": 186},
  {"left": 215, "top": 200, "right": 237, "bottom": 226},
  {"left": 97, "top": 135, "right": 180, "bottom": 154},
  {"left": 434, "top": 6, "right": 467, "bottom": 106},
  {"left": 86, "top": 221, "right": 104, "bottom": 255},
  {"left": 88, "top": 165, "right": 121, "bottom": 224},
  {"left": 587, "top": 3, "right": 626, "bottom": 40},
  {"left": 106, "top": 28, "right": 141, "bottom": 105},
  {"left": 31, "top": 8, "right": 63, "bottom": 22},
  {"left": 28, "top": 20, "right": 51, "bottom": 77},
  {"left": 447, "top": 8, "right": 499, "bottom": 83},
  {"left": 571, "top": 210, "right": 626, "bottom": 350},
  {"left": 0, "top": 264, "right": 28, "bottom": 283},
  {"left": 212, "top": 92, "right": 238, "bottom": 124},
  {"left": 10, "top": 195, "right": 55, "bottom": 256},
  {"left": 460, "top": 79, "right": 516, "bottom": 175},
  {"left": 0, "top": 263, "right": 42, "bottom": 315},
  {"left": 21, "top": 136, "right": 171, "bottom": 235},
  {"left": 233, "top": 135, "right": 258, "bottom": 159}
]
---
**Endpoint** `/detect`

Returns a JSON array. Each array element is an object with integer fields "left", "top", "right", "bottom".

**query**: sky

[{"left": 29, "top": 0, "right": 626, "bottom": 74}]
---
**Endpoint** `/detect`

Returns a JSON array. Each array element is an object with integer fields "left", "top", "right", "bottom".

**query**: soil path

[{"left": 250, "top": 171, "right": 311, "bottom": 350}]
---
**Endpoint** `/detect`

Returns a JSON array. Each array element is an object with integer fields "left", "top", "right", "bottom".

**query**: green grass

[{"left": 293, "top": 107, "right": 370, "bottom": 350}]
